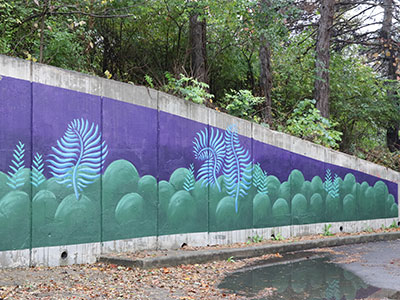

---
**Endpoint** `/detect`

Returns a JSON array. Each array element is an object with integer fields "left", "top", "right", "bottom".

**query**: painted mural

[{"left": 0, "top": 75, "right": 398, "bottom": 252}]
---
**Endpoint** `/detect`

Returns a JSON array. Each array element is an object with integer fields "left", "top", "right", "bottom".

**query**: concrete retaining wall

[{"left": 0, "top": 54, "right": 398, "bottom": 268}]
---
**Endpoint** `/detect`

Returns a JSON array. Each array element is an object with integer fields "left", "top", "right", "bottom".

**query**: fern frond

[
  {"left": 324, "top": 169, "right": 332, "bottom": 194},
  {"left": 253, "top": 163, "right": 268, "bottom": 195},
  {"left": 7, "top": 141, "right": 25, "bottom": 189},
  {"left": 193, "top": 127, "right": 225, "bottom": 191},
  {"left": 183, "top": 164, "right": 195, "bottom": 192},
  {"left": 330, "top": 174, "right": 340, "bottom": 199},
  {"left": 31, "top": 152, "right": 45, "bottom": 187},
  {"left": 223, "top": 124, "right": 252, "bottom": 213},
  {"left": 47, "top": 119, "right": 108, "bottom": 200},
  {"left": 324, "top": 169, "right": 340, "bottom": 198}
]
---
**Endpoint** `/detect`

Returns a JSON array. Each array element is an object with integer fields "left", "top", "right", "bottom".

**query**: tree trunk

[
  {"left": 259, "top": 34, "right": 272, "bottom": 125},
  {"left": 314, "top": 0, "right": 335, "bottom": 118},
  {"left": 39, "top": 0, "right": 49, "bottom": 63},
  {"left": 189, "top": 13, "right": 208, "bottom": 84},
  {"left": 381, "top": 0, "right": 400, "bottom": 151},
  {"left": 259, "top": 0, "right": 273, "bottom": 125}
]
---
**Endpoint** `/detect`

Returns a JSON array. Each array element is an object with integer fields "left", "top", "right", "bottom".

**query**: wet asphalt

[{"left": 331, "top": 239, "right": 400, "bottom": 291}]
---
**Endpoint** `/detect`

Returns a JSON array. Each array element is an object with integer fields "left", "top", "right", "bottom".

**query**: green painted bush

[
  {"left": 253, "top": 193, "right": 271, "bottom": 227},
  {"left": 138, "top": 175, "right": 157, "bottom": 206},
  {"left": 272, "top": 198, "right": 290, "bottom": 226},
  {"left": 266, "top": 175, "right": 280, "bottom": 203},
  {"left": 191, "top": 181, "right": 208, "bottom": 231},
  {"left": 386, "top": 194, "right": 395, "bottom": 215},
  {"left": 44, "top": 177, "right": 73, "bottom": 202},
  {"left": 374, "top": 181, "right": 388, "bottom": 218},
  {"left": 209, "top": 176, "right": 226, "bottom": 213},
  {"left": 192, "top": 181, "right": 207, "bottom": 204},
  {"left": 32, "top": 190, "right": 58, "bottom": 227},
  {"left": 115, "top": 193, "right": 145, "bottom": 225},
  {"left": 291, "top": 193, "right": 307, "bottom": 224},
  {"left": 361, "top": 186, "right": 375, "bottom": 219},
  {"left": 82, "top": 177, "right": 100, "bottom": 201},
  {"left": 343, "top": 194, "right": 356, "bottom": 221},
  {"left": 55, "top": 194, "right": 97, "bottom": 224},
  {"left": 390, "top": 203, "right": 398, "bottom": 218},
  {"left": 159, "top": 180, "right": 175, "bottom": 219},
  {"left": 300, "top": 181, "right": 312, "bottom": 203},
  {"left": 54, "top": 194, "right": 99, "bottom": 244},
  {"left": 278, "top": 181, "right": 290, "bottom": 203},
  {"left": 351, "top": 182, "right": 360, "bottom": 208},
  {"left": 310, "top": 193, "right": 324, "bottom": 222},
  {"left": 215, "top": 196, "right": 238, "bottom": 230},
  {"left": 169, "top": 167, "right": 189, "bottom": 191},
  {"left": 167, "top": 190, "right": 196, "bottom": 229},
  {"left": 311, "top": 176, "right": 325, "bottom": 197},
  {"left": 326, "top": 194, "right": 341, "bottom": 221},
  {"left": 288, "top": 169, "right": 304, "bottom": 197},
  {"left": 102, "top": 160, "right": 139, "bottom": 219},
  {"left": 0, "top": 191, "right": 30, "bottom": 250},
  {"left": 0, "top": 171, "right": 11, "bottom": 200},
  {"left": 342, "top": 173, "right": 356, "bottom": 196}
]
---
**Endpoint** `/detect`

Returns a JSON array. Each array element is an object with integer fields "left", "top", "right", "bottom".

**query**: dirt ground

[{"left": 1, "top": 227, "right": 399, "bottom": 300}]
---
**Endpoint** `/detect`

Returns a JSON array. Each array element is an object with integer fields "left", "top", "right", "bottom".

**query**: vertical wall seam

[
  {"left": 207, "top": 111, "right": 210, "bottom": 245},
  {"left": 156, "top": 91, "right": 160, "bottom": 249},
  {"left": 29, "top": 61, "right": 33, "bottom": 267},
  {"left": 250, "top": 122, "right": 254, "bottom": 236},
  {"left": 100, "top": 95, "right": 104, "bottom": 253}
]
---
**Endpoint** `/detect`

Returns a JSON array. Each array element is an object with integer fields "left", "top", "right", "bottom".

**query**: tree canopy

[{"left": 1, "top": 0, "right": 399, "bottom": 170}]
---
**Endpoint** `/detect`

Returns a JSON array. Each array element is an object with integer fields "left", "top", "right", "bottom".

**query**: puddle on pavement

[{"left": 218, "top": 254, "right": 394, "bottom": 300}]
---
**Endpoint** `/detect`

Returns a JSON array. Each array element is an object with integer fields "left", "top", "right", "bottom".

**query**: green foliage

[
  {"left": 330, "top": 50, "right": 400, "bottom": 153},
  {"left": 222, "top": 90, "right": 264, "bottom": 122},
  {"left": 286, "top": 99, "right": 342, "bottom": 149},
  {"left": 271, "top": 232, "right": 284, "bottom": 241},
  {"left": 364, "top": 226, "right": 373, "bottom": 233},
  {"left": 322, "top": 224, "right": 334, "bottom": 236},
  {"left": 389, "top": 220, "right": 399, "bottom": 229},
  {"left": 247, "top": 234, "right": 263, "bottom": 244},
  {"left": 163, "top": 73, "right": 214, "bottom": 104},
  {"left": 144, "top": 75, "right": 154, "bottom": 88},
  {"left": 227, "top": 256, "right": 236, "bottom": 263}
]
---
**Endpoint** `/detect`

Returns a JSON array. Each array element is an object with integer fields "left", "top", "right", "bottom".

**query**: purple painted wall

[{"left": 0, "top": 73, "right": 398, "bottom": 253}]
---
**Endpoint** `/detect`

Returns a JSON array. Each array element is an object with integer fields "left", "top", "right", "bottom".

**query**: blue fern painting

[
  {"left": 48, "top": 119, "right": 108, "bottom": 200},
  {"left": 193, "top": 127, "right": 225, "bottom": 191},
  {"left": 223, "top": 125, "right": 252, "bottom": 213}
]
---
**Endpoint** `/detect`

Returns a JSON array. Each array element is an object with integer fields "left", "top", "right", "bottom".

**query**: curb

[{"left": 98, "top": 232, "right": 400, "bottom": 269}]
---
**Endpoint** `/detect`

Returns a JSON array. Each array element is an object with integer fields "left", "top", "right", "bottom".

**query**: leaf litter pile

[
  {"left": 0, "top": 227, "right": 399, "bottom": 300},
  {"left": 0, "top": 253, "right": 282, "bottom": 300}
]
